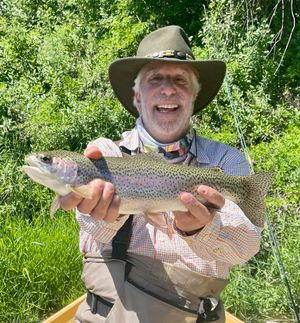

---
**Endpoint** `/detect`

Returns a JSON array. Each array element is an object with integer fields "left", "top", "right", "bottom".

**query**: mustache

[{"left": 154, "top": 95, "right": 182, "bottom": 102}]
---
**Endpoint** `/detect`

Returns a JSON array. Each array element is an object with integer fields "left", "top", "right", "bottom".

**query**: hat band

[{"left": 145, "top": 50, "right": 194, "bottom": 60}]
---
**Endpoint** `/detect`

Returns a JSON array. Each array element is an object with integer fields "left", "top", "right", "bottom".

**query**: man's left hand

[{"left": 174, "top": 185, "right": 225, "bottom": 235}]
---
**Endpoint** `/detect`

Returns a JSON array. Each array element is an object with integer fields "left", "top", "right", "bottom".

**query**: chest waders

[{"left": 84, "top": 215, "right": 226, "bottom": 323}]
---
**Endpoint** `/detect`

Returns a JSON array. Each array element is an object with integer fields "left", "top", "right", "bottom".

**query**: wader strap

[
  {"left": 127, "top": 277, "right": 198, "bottom": 315},
  {"left": 119, "top": 145, "right": 132, "bottom": 156},
  {"left": 111, "top": 141, "right": 134, "bottom": 261},
  {"left": 111, "top": 215, "right": 133, "bottom": 260},
  {"left": 115, "top": 140, "right": 133, "bottom": 157}
]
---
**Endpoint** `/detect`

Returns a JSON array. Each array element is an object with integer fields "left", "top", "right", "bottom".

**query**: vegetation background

[{"left": 0, "top": 0, "right": 299, "bottom": 322}]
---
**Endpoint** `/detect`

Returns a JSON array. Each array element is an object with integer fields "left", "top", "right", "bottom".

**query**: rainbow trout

[{"left": 22, "top": 150, "right": 272, "bottom": 227}]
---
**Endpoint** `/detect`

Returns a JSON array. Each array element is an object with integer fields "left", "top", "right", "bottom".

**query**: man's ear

[
  {"left": 193, "top": 92, "right": 198, "bottom": 103},
  {"left": 134, "top": 92, "right": 141, "bottom": 113},
  {"left": 193, "top": 82, "right": 201, "bottom": 102}
]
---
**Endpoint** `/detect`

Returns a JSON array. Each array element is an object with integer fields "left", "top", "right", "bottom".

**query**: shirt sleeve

[
  {"left": 77, "top": 212, "right": 129, "bottom": 244},
  {"left": 87, "top": 137, "right": 123, "bottom": 157},
  {"left": 76, "top": 137, "right": 129, "bottom": 244},
  {"left": 219, "top": 146, "right": 251, "bottom": 176},
  {"left": 174, "top": 199, "right": 262, "bottom": 265}
]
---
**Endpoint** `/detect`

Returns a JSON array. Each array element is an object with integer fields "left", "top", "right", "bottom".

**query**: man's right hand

[{"left": 59, "top": 146, "right": 121, "bottom": 223}]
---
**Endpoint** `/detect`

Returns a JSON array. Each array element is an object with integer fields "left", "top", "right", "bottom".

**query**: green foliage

[
  {"left": 223, "top": 127, "right": 300, "bottom": 321},
  {"left": 251, "top": 126, "right": 300, "bottom": 202},
  {"left": 0, "top": 0, "right": 299, "bottom": 321},
  {"left": 194, "top": 1, "right": 299, "bottom": 147},
  {"left": 127, "top": 0, "right": 207, "bottom": 38}
]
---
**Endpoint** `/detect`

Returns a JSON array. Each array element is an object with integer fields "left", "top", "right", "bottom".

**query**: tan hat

[{"left": 109, "top": 25, "right": 226, "bottom": 117}]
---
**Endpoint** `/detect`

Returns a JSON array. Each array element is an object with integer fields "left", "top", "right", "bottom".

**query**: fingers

[
  {"left": 176, "top": 193, "right": 213, "bottom": 227},
  {"left": 196, "top": 185, "right": 225, "bottom": 209},
  {"left": 60, "top": 146, "right": 120, "bottom": 222},
  {"left": 84, "top": 146, "right": 103, "bottom": 160},
  {"left": 60, "top": 192, "right": 84, "bottom": 211},
  {"left": 179, "top": 185, "right": 224, "bottom": 216},
  {"left": 60, "top": 145, "right": 104, "bottom": 212},
  {"left": 174, "top": 185, "right": 225, "bottom": 233},
  {"left": 102, "top": 195, "right": 121, "bottom": 223},
  {"left": 76, "top": 180, "right": 106, "bottom": 214},
  {"left": 89, "top": 183, "right": 120, "bottom": 223},
  {"left": 60, "top": 179, "right": 121, "bottom": 223}
]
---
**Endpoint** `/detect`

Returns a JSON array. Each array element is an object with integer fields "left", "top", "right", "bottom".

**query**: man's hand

[
  {"left": 59, "top": 146, "right": 121, "bottom": 223},
  {"left": 173, "top": 185, "right": 225, "bottom": 235}
]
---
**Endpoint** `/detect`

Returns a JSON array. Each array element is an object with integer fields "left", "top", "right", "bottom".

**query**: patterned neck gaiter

[{"left": 136, "top": 117, "right": 194, "bottom": 163}]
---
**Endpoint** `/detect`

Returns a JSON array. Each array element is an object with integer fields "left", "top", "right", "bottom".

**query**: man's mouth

[{"left": 156, "top": 104, "right": 179, "bottom": 112}]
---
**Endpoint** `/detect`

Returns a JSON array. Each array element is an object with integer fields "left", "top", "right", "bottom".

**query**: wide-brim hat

[{"left": 109, "top": 25, "right": 226, "bottom": 117}]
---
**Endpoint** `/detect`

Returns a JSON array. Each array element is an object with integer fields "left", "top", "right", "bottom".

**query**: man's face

[{"left": 134, "top": 62, "right": 199, "bottom": 143}]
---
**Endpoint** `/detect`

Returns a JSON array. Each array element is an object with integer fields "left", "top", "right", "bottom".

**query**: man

[{"left": 61, "top": 26, "right": 261, "bottom": 322}]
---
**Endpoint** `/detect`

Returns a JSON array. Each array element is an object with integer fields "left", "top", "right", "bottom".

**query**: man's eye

[
  {"left": 149, "top": 75, "right": 162, "bottom": 83},
  {"left": 175, "top": 77, "right": 187, "bottom": 84}
]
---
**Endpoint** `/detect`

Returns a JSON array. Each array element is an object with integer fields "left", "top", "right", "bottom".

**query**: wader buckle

[
  {"left": 196, "top": 297, "right": 219, "bottom": 322},
  {"left": 87, "top": 291, "right": 113, "bottom": 316}
]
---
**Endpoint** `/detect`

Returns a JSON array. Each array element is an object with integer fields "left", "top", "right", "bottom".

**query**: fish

[{"left": 22, "top": 150, "right": 273, "bottom": 227}]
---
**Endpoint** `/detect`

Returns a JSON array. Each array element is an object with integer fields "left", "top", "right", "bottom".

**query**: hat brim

[{"left": 109, "top": 58, "right": 226, "bottom": 117}]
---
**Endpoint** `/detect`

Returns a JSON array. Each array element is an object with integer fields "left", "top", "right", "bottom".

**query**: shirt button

[
  {"left": 187, "top": 239, "right": 193, "bottom": 246},
  {"left": 214, "top": 248, "right": 221, "bottom": 255}
]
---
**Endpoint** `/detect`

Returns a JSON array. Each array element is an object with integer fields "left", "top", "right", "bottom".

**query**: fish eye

[{"left": 40, "top": 155, "right": 52, "bottom": 164}]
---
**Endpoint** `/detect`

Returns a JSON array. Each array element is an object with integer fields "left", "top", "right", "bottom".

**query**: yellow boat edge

[{"left": 43, "top": 294, "right": 244, "bottom": 323}]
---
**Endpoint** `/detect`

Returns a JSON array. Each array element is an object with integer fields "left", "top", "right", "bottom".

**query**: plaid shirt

[{"left": 77, "top": 128, "right": 261, "bottom": 279}]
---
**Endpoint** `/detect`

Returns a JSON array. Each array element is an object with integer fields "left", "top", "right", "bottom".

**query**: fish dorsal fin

[
  {"left": 207, "top": 167, "right": 224, "bottom": 173},
  {"left": 131, "top": 152, "right": 167, "bottom": 163}
]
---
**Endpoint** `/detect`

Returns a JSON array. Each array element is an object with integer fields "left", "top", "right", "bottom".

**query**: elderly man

[{"left": 61, "top": 26, "right": 261, "bottom": 323}]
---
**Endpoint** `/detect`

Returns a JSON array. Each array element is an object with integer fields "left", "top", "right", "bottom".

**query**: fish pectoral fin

[
  {"left": 144, "top": 211, "right": 169, "bottom": 228},
  {"left": 69, "top": 185, "right": 93, "bottom": 199},
  {"left": 50, "top": 195, "right": 61, "bottom": 218}
]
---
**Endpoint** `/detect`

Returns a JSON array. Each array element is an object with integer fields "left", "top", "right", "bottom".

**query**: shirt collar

[
  {"left": 119, "top": 127, "right": 211, "bottom": 164},
  {"left": 119, "top": 127, "right": 140, "bottom": 153},
  {"left": 189, "top": 134, "right": 211, "bottom": 164}
]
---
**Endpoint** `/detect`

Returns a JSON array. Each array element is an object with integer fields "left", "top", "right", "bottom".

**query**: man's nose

[{"left": 160, "top": 77, "right": 176, "bottom": 96}]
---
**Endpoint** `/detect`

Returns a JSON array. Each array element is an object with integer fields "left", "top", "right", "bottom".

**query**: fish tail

[{"left": 239, "top": 172, "right": 273, "bottom": 227}]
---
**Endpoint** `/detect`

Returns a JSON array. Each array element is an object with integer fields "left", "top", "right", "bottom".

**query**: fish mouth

[
  {"left": 23, "top": 155, "right": 54, "bottom": 178},
  {"left": 25, "top": 155, "right": 41, "bottom": 168},
  {"left": 23, "top": 153, "right": 79, "bottom": 188},
  {"left": 155, "top": 104, "right": 179, "bottom": 113},
  {"left": 22, "top": 154, "right": 67, "bottom": 195},
  {"left": 22, "top": 164, "right": 71, "bottom": 196},
  {"left": 21, "top": 164, "right": 57, "bottom": 190},
  {"left": 24, "top": 155, "right": 50, "bottom": 173}
]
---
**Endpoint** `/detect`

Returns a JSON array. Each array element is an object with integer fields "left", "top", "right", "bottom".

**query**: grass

[{"left": 0, "top": 210, "right": 85, "bottom": 322}]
